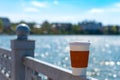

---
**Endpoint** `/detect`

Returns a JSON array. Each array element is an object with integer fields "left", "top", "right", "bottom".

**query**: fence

[{"left": 0, "top": 24, "right": 96, "bottom": 80}]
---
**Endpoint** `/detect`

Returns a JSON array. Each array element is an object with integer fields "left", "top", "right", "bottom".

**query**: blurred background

[{"left": 0, "top": 0, "right": 120, "bottom": 35}]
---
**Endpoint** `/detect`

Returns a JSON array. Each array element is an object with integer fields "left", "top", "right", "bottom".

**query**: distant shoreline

[{"left": 0, "top": 34, "right": 120, "bottom": 36}]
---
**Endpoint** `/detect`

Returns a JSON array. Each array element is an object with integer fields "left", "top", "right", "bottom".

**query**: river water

[{"left": 0, "top": 35, "right": 120, "bottom": 80}]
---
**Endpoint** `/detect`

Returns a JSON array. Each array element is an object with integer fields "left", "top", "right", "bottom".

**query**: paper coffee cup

[{"left": 70, "top": 42, "right": 90, "bottom": 76}]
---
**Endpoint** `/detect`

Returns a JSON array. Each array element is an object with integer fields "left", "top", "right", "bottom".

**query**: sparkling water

[{"left": 0, "top": 35, "right": 120, "bottom": 80}]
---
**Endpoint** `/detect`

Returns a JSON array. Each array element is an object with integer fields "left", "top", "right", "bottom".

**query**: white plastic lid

[{"left": 70, "top": 42, "right": 90, "bottom": 51}]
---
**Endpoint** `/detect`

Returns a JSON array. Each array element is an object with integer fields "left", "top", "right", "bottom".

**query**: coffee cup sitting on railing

[{"left": 69, "top": 42, "right": 90, "bottom": 77}]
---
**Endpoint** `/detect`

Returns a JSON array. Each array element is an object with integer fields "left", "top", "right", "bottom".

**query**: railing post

[{"left": 11, "top": 24, "right": 35, "bottom": 80}]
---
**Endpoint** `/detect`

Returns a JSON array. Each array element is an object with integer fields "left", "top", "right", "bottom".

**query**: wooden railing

[{"left": 0, "top": 24, "right": 96, "bottom": 80}]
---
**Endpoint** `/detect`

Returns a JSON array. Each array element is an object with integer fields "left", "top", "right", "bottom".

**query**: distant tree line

[{"left": 0, "top": 20, "right": 120, "bottom": 35}]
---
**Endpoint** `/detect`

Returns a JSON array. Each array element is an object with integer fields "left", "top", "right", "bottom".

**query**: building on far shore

[
  {"left": 51, "top": 23, "right": 72, "bottom": 31},
  {"left": 0, "top": 17, "right": 11, "bottom": 29},
  {"left": 78, "top": 21, "right": 102, "bottom": 31}
]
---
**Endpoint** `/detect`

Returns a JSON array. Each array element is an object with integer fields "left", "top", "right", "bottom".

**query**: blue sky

[{"left": 0, "top": 0, "right": 120, "bottom": 25}]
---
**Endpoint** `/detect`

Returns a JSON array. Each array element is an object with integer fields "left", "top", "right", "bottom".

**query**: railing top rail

[
  {"left": 0, "top": 48, "right": 11, "bottom": 55},
  {"left": 24, "top": 57, "right": 90, "bottom": 80}
]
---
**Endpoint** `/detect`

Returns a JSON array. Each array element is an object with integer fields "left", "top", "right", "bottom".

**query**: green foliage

[
  {"left": 41, "top": 21, "right": 52, "bottom": 34},
  {"left": 71, "top": 25, "right": 81, "bottom": 34},
  {"left": 102, "top": 27, "right": 109, "bottom": 34},
  {"left": 110, "top": 26, "right": 118, "bottom": 34},
  {"left": 0, "top": 19, "right": 3, "bottom": 33}
]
